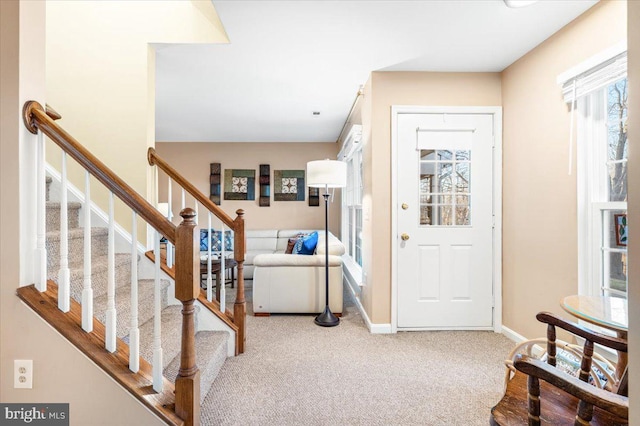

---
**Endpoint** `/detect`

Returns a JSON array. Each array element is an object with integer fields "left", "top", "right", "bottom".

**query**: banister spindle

[
  {"left": 219, "top": 221, "right": 226, "bottom": 306},
  {"left": 174, "top": 208, "right": 201, "bottom": 425},
  {"left": 207, "top": 212, "right": 213, "bottom": 302},
  {"left": 35, "top": 130, "right": 47, "bottom": 292},
  {"left": 167, "top": 178, "right": 174, "bottom": 269},
  {"left": 181, "top": 188, "right": 186, "bottom": 211},
  {"left": 153, "top": 230, "right": 164, "bottom": 392},
  {"left": 129, "top": 212, "right": 140, "bottom": 373},
  {"left": 105, "top": 192, "right": 116, "bottom": 352},
  {"left": 58, "top": 151, "right": 71, "bottom": 312},
  {"left": 81, "top": 171, "right": 93, "bottom": 332},
  {"left": 194, "top": 201, "right": 198, "bottom": 224}
]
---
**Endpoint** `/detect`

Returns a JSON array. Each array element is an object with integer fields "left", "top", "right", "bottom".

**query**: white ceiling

[{"left": 155, "top": 0, "right": 597, "bottom": 143}]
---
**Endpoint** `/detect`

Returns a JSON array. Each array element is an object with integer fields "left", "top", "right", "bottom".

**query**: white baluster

[
  {"left": 35, "top": 131, "right": 47, "bottom": 292},
  {"left": 167, "top": 178, "right": 173, "bottom": 269},
  {"left": 105, "top": 192, "right": 116, "bottom": 352},
  {"left": 220, "top": 222, "right": 226, "bottom": 307},
  {"left": 81, "top": 171, "right": 93, "bottom": 332},
  {"left": 58, "top": 152, "right": 70, "bottom": 312},
  {"left": 207, "top": 212, "right": 213, "bottom": 302},
  {"left": 153, "top": 231, "right": 163, "bottom": 392},
  {"left": 181, "top": 188, "right": 185, "bottom": 211},
  {"left": 129, "top": 212, "right": 140, "bottom": 373}
]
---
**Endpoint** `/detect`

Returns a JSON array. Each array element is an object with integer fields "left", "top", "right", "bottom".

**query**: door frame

[{"left": 390, "top": 105, "right": 503, "bottom": 333}]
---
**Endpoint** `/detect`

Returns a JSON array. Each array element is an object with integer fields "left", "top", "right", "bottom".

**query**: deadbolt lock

[
  {"left": 401, "top": 203, "right": 409, "bottom": 210},
  {"left": 401, "top": 233, "right": 410, "bottom": 241}
]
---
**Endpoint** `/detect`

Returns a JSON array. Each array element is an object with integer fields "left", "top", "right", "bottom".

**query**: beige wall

[
  {"left": 0, "top": 1, "right": 162, "bottom": 423},
  {"left": 627, "top": 1, "right": 639, "bottom": 421},
  {"left": 501, "top": 0, "right": 626, "bottom": 339},
  {"left": 362, "top": 72, "right": 502, "bottom": 324},
  {"left": 155, "top": 142, "right": 340, "bottom": 233},
  {"left": 45, "top": 1, "right": 227, "bottom": 238}
]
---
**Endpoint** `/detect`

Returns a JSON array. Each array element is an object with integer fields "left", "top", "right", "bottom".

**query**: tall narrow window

[
  {"left": 339, "top": 125, "right": 363, "bottom": 277},
  {"left": 571, "top": 49, "right": 628, "bottom": 298}
]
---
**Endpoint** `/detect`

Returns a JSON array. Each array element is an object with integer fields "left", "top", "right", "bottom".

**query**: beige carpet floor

[{"left": 200, "top": 282, "right": 515, "bottom": 425}]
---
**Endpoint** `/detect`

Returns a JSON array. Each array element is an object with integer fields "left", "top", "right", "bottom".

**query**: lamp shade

[{"left": 307, "top": 160, "right": 347, "bottom": 188}]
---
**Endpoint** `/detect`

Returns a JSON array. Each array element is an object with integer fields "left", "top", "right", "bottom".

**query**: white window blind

[{"left": 558, "top": 42, "right": 627, "bottom": 103}]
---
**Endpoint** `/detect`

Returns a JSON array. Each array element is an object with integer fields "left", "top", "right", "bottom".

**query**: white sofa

[{"left": 247, "top": 230, "right": 344, "bottom": 315}]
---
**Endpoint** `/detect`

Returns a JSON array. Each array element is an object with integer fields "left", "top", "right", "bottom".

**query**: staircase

[
  {"left": 44, "top": 177, "right": 229, "bottom": 405},
  {"left": 18, "top": 101, "right": 248, "bottom": 426}
]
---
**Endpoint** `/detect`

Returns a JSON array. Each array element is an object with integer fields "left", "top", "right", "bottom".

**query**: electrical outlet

[{"left": 14, "top": 360, "right": 33, "bottom": 389}]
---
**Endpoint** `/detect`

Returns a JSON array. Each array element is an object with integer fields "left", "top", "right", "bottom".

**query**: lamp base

[{"left": 314, "top": 306, "right": 340, "bottom": 327}]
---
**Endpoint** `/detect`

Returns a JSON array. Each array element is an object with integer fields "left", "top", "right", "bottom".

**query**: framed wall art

[
  {"left": 614, "top": 213, "right": 627, "bottom": 246},
  {"left": 224, "top": 169, "right": 255, "bottom": 201},
  {"left": 259, "top": 164, "right": 270, "bottom": 207},
  {"left": 209, "top": 162, "right": 221, "bottom": 205},
  {"left": 274, "top": 170, "right": 305, "bottom": 201}
]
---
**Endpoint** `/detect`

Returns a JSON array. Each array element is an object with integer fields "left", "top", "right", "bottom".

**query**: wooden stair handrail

[
  {"left": 148, "top": 147, "right": 236, "bottom": 230},
  {"left": 23, "top": 100, "right": 202, "bottom": 425},
  {"left": 23, "top": 101, "right": 176, "bottom": 243}
]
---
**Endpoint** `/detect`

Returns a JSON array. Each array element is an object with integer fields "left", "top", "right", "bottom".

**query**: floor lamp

[{"left": 307, "top": 159, "right": 347, "bottom": 327}]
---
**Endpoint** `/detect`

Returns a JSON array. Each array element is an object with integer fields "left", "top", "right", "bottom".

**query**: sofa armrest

[
  {"left": 316, "top": 232, "right": 346, "bottom": 256},
  {"left": 253, "top": 253, "right": 342, "bottom": 267}
]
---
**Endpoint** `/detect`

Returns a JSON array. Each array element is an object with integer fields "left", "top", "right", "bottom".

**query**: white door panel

[{"left": 397, "top": 112, "right": 494, "bottom": 329}]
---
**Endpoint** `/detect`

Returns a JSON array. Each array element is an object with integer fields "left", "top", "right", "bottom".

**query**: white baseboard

[
  {"left": 501, "top": 325, "right": 528, "bottom": 344},
  {"left": 344, "top": 276, "right": 392, "bottom": 334}
]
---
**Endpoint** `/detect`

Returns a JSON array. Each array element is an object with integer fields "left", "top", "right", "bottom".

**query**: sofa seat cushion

[{"left": 254, "top": 253, "right": 342, "bottom": 267}]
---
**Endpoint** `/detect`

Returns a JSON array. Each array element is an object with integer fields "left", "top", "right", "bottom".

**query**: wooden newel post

[
  {"left": 233, "top": 209, "right": 246, "bottom": 354},
  {"left": 175, "top": 208, "right": 200, "bottom": 426}
]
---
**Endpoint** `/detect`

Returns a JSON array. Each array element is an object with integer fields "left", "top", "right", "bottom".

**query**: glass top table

[
  {"left": 560, "top": 294, "right": 628, "bottom": 334},
  {"left": 560, "top": 294, "right": 628, "bottom": 380}
]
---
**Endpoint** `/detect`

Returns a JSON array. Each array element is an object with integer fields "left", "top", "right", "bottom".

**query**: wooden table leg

[
  {"left": 215, "top": 270, "right": 221, "bottom": 302},
  {"left": 616, "top": 330, "right": 628, "bottom": 381}
]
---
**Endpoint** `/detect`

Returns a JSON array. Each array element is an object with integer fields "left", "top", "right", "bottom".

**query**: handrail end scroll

[{"left": 23, "top": 100, "right": 44, "bottom": 135}]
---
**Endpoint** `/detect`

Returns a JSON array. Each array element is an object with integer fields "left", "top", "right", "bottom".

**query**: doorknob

[
  {"left": 401, "top": 203, "right": 409, "bottom": 210},
  {"left": 401, "top": 233, "right": 410, "bottom": 241}
]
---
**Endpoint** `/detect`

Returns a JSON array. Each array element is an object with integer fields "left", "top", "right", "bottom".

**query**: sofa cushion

[
  {"left": 245, "top": 250, "right": 275, "bottom": 265},
  {"left": 276, "top": 230, "right": 315, "bottom": 252},
  {"left": 254, "top": 253, "right": 342, "bottom": 267},
  {"left": 246, "top": 229, "right": 278, "bottom": 252},
  {"left": 293, "top": 231, "right": 318, "bottom": 255},
  {"left": 285, "top": 238, "right": 297, "bottom": 254}
]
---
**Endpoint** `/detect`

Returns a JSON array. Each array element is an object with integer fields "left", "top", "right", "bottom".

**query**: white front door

[{"left": 395, "top": 110, "right": 498, "bottom": 329}]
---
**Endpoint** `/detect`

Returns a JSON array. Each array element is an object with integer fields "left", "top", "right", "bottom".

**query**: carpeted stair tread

[
  {"left": 94, "top": 278, "right": 170, "bottom": 338},
  {"left": 46, "top": 201, "right": 82, "bottom": 232},
  {"left": 45, "top": 176, "right": 52, "bottom": 201},
  {"left": 163, "top": 330, "right": 229, "bottom": 403},
  {"left": 51, "top": 253, "right": 131, "bottom": 302},
  {"left": 46, "top": 227, "right": 109, "bottom": 270},
  {"left": 138, "top": 305, "right": 196, "bottom": 370}
]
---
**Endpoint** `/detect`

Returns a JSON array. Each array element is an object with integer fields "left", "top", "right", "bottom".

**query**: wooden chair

[{"left": 491, "top": 312, "right": 628, "bottom": 425}]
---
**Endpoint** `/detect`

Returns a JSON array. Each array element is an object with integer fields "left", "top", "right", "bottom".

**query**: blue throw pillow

[
  {"left": 200, "top": 229, "right": 233, "bottom": 252},
  {"left": 294, "top": 231, "right": 318, "bottom": 255}
]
